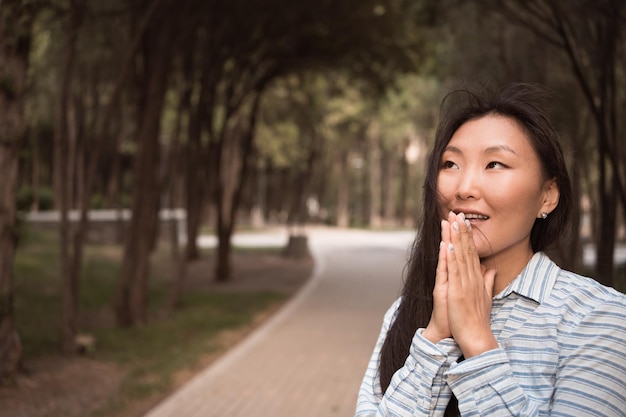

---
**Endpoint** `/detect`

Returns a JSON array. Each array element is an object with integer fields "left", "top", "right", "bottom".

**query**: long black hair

[{"left": 378, "top": 83, "right": 573, "bottom": 415}]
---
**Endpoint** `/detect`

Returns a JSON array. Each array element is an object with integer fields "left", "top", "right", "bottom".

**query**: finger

[
  {"left": 446, "top": 239, "right": 460, "bottom": 292},
  {"left": 448, "top": 213, "right": 469, "bottom": 286},
  {"left": 435, "top": 240, "right": 448, "bottom": 286},
  {"left": 457, "top": 213, "right": 482, "bottom": 279},
  {"left": 441, "top": 219, "right": 451, "bottom": 243},
  {"left": 437, "top": 219, "right": 451, "bottom": 286},
  {"left": 483, "top": 268, "right": 497, "bottom": 298}
]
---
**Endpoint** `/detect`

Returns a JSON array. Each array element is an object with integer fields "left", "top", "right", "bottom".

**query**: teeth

[{"left": 463, "top": 213, "right": 489, "bottom": 220}]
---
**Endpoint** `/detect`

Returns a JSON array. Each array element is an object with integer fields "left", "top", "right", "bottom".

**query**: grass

[
  {"left": 88, "top": 291, "right": 283, "bottom": 416},
  {"left": 12, "top": 225, "right": 290, "bottom": 416}
]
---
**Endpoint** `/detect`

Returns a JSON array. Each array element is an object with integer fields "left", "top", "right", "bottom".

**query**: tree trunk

[
  {"left": 562, "top": 153, "right": 582, "bottom": 271},
  {"left": 560, "top": 104, "right": 591, "bottom": 273},
  {"left": 595, "top": 172, "right": 617, "bottom": 286},
  {"left": 56, "top": 0, "right": 84, "bottom": 354},
  {"left": 335, "top": 149, "right": 350, "bottom": 228},
  {"left": 214, "top": 94, "right": 261, "bottom": 282},
  {"left": 166, "top": 143, "right": 186, "bottom": 310},
  {"left": 367, "top": 123, "right": 382, "bottom": 228},
  {"left": 287, "top": 132, "right": 320, "bottom": 229},
  {"left": 250, "top": 162, "right": 267, "bottom": 228},
  {"left": 104, "top": 104, "right": 123, "bottom": 212},
  {"left": 283, "top": 235, "right": 311, "bottom": 259},
  {"left": 166, "top": 68, "right": 191, "bottom": 309},
  {"left": 215, "top": 220, "right": 233, "bottom": 280},
  {"left": 0, "top": 0, "right": 33, "bottom": 379},
  {"left": 399, "top": 139, "right": 410, "bottom": 225},
  {"left": 115, "top": 20, "right": 171, "bottom": 326},
  {"left": 0, "top": 143, "right": 23, "bottom": 379},
  {"left": 183, "top": 101, "right": 203, "bottom": 261},
  {"left": 382, "top": 147, "right": 397, "bottom": 227},
  {"left": 30, "top": 133, "right": 40, "bottom": 211}
]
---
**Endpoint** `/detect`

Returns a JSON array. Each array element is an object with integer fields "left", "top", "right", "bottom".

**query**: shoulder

[
  {"left": 552, "top": 267, "right": 626, "bottom": 305},
  {"left": 549, "top": 267, "right": 626, "bottom": 329},
  {"left": 383, "top": 297, "right": 402, "bottom": 326},
  {"left": 377, "top": 297, "right": 403, "bottom": 333}
]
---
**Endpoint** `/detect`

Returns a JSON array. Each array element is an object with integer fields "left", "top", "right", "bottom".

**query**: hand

[
  {"left": 423, "top": 219, "right": 453, "bottom": 343},
  {"left": 446, "top": 211, "right": 498, "bottom": 357}
]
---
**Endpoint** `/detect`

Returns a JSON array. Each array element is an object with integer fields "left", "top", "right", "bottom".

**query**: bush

[{"left": 16, "top": 185, "right": 55, "bottom": 211}]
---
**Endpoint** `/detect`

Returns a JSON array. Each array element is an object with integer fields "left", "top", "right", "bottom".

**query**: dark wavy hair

[{"left": 378, "top": 83, "right": 572, "bottom": 416}]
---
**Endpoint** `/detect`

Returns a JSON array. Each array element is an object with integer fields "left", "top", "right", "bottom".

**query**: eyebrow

[{"left": 444, "top": 145, "right": 518, "bottom": 155}]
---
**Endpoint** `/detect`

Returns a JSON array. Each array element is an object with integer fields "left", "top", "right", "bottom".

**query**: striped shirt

[{"left": 356, "top": 252, "right": 626, "bottom": 416}]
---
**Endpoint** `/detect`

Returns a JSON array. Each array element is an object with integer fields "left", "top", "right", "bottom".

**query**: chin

[{"left": 474, "top": 241, "right": 492, "bottom": 259}]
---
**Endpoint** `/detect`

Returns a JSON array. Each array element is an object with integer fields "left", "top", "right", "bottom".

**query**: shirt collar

[{"left": 496, "top": 252, "right": 560, "bottom": 304}]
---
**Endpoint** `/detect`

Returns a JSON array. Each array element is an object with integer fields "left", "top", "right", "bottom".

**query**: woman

[{"left": 355, "top": 83, "right": 626, "bottom": 416}]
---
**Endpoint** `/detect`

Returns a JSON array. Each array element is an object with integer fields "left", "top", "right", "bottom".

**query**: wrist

[
  {"left": 460, "top": 335, "right": 498, "bottom": 358},
  {"left": 423, "top": 325, "right": 449, "bottom": 344}
]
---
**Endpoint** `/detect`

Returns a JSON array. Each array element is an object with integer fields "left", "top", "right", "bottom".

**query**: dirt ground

[{"left": 0, "top": 250, "right": 313, "bottom": 417}]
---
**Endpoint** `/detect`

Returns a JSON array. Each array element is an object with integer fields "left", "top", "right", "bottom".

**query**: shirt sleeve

[
  {"left": 551, "top": 296, "right": 626, "bottom": 416},
  {"left": 355, "top": 299, "right": 462, "bottom": 417},
  {"left": 446, "top": 295, "right": 626, "bottom": 417},
  {"left": 446, "top": 348, "right": 541, "bottom": 416}
]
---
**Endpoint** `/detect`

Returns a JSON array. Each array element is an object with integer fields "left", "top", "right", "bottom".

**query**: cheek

[
  {"left": 435, "top": 178, "right": 454, "bottom": 212},
  {"left": 489, "top": 181, "right": 543, "bottom": 216},
  {"left": 436, "top": 175, "right": 455, "bottom": 199}
]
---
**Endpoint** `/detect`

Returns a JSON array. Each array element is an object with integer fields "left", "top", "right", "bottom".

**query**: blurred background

[{"left": 1, "top": 0, "right": 625, "bottom": 415}]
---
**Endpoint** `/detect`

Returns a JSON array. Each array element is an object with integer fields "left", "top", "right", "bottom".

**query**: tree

[
  {"left": 257, "top": 73, "right": 374, "bottom": 229},
  {"left": 481, "top": 0, "right": 626, "bottom": 285},
  {"left": 55, "top": 0, "right": 86, "bottom": 354},
  {"left": 377, "top": 75, "right": 441, "bottom": 225},
  {"left": 114, "top": 0, "right": 182, "bottom": 326},
  {"left": 189, "top": 0, "right": 426, "bottom": 279},
  {"left": 0, "top": 0, "right": 35, "bottom": 380}
]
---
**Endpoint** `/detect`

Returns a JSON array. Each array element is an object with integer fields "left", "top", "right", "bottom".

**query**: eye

[
  {"left": 441, "top": 160, "right": 458, "bottom": 169},
  {"left": 486, "top": 161, "right": 506, "bottom": 169}
]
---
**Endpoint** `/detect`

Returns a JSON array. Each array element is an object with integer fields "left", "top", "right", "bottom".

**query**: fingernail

[
  {"left": 465, "top": 219, "right": 471, "bottom": 229},
  {"left": 452, "top": 221, "right": 459, "bottom": 232},
  {"left": 448, "top": 243, "right": 454, "bottom": 252},
  {"left": 458, "top": 212, "right": 465, "bottom": 222}
]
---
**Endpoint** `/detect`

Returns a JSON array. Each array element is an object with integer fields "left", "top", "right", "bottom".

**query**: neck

[{"left": 481, "top": 246, "right": 534, "bottom": 295}]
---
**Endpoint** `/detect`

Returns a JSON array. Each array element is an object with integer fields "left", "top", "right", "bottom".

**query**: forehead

[{"left": 447, "top": 114, "right": 535, "bottom": 153}]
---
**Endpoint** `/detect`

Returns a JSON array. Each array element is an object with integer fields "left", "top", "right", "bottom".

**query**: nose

[{"left": 455, "top": 168, "right": 481, "bottom": 200}]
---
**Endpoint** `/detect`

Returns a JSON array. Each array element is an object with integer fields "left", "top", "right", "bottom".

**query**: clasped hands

[{"left": 423, "top": 211, "right": 499, "bottom": 358}]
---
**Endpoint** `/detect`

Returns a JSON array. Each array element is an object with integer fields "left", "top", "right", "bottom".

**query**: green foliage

[
  {"left": 379, "top": 75, "right": 442, "bottom": 147},
  {"left": 16, "top": 185, "right": 54, "bottom": 211},
  {"left": 89, "top": 193, "right": 105, "bottom": 209},
  {"left": 257, "top": 72, "right": 375, "bottom": 169},
  {"left": 256, "top": 120, "right": 302, "bottom": 168}
]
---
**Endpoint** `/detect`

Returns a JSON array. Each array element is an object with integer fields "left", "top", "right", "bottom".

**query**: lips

[
  {"left": 453, "top": 210, "right": 489, "bottom": 220},
  {"left": 463, "top": 213, "right": 489, "bottom": 220}
]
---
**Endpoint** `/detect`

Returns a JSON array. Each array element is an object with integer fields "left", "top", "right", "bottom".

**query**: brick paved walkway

[{"left": 143, "top": 229, "right": 413, "bottom": 417}]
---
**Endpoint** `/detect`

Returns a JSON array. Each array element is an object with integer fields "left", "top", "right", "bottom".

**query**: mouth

[{"left": 453, "top": 210, "right": 489, "bottom": 222}]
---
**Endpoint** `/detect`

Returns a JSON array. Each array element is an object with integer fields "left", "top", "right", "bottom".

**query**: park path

[{"left": 143, "top": 228, "right": 414, "bottom": 417}]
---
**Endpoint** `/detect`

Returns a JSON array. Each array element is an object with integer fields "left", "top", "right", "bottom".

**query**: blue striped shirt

[{"left": 356, "top": 252, "right": 626, "bottom": 416}]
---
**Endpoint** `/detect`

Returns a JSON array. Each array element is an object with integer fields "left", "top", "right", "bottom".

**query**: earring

[{"left": 540, "top": 212, "right": 548, "bottom": 219}]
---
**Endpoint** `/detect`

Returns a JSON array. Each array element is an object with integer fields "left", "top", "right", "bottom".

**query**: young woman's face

[{"left": 437, "top": 114, "right": 556, "bottom": 263}]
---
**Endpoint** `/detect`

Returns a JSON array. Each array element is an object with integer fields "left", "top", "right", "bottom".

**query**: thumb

[{"left": 484, "top": 268, "right": 497, "bottom": 298}]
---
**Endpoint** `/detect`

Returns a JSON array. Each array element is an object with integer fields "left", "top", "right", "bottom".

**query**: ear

[{"left": 538, "top": 179, "right": 559, "bottom": 218}]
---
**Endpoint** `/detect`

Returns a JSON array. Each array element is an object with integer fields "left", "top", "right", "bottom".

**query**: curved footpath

[{"left": 143, "top": 228, "right": 414, "bottom": 417}]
